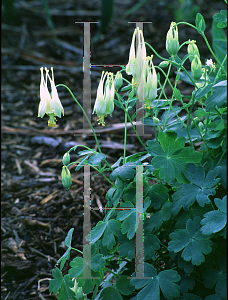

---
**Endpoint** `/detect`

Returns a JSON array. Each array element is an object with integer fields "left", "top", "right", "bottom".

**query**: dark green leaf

[
  {"left": 147, "top": 132, "right": 202, "bottom": 183},
  {"left": 100, "top": 286, "right": 123, "bottom": 300},
  {"left": 168, "top": 217, "right": 213, "bottom": 265},
  {"left": 131, "top": 263, "right": 180, "bottom": 300},
  {"left": 115, "top": 275, "right": 134, "bottom": 295},
  {"left": 205, "top": 81, "right": 227, "bottom": 111},
  {"left": 203, "top": 256, "right": 227, "bottom": 299},
  {"left": 200, "top": 195, "right": 227, "bottom": 235}
]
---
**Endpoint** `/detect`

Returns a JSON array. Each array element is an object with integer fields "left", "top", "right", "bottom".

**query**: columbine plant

[{"left": 40, "top": 8, "right": 227, "bottom": 300}]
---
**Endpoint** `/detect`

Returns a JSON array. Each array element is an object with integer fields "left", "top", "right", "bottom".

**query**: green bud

[
  {"left": 198, "top": 122, "right": 204, "bottom": 132},
  {"left": 153, "top": 116, "right": 160, "bottom": 124},
  {"left": 62, "top": 152, "right": 70, "bottom": 166},
  {"left": 190, "top": 117, "right": 200, "bottom": 129},
  {"left": 159, "top": 61, "right": 170, "bottom": 68},
  {"left": 166, "top": 22, "right": 179, "bottom": 56},
  {"left": 114, "top": 71, "right": 123, "bottom": 90},
  {"left": 191, "top": 55, "right": 202, "bottom": 81},
  {"left": 61, "top": 166, "right": 71, "bottom": 190},
  {"left": 75, "top": 286, "right": 85, "bottom": 300},
  {"left": 187, "top": 41, "right": 200, "bottom": 62}
]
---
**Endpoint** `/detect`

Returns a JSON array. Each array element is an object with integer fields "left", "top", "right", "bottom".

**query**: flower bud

[
  {"left": 191, "top": 55, "right": 202, "bottom": 81},
  {"left": 153, "top": 116, "right": 160, "bottom": 124},
  {"left": 190, "top": 117, "right": 200, "bottom": 129},
  {"left": 198, "top": 122, "right": 204, "bottom": 132},
  {"left": 61, "top": 166, "right": 72, "bottom": 190},
  {"left": 62, "top": 152, "right": 70, "bottom": 166},
  {"left": 159, "top": 61, "right": 169, "bottom": 68},
  {"left": 187, "top": 40, "right": 200, "bottom": 62},
  {"left": 114, "top": 71, "right": 123, "bottom": 90},
  {"left": 166, "top": 22, "right": 179, "bottom": 56}
]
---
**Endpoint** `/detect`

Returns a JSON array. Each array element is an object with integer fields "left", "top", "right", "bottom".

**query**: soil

[{"left": 1, "top": 0, "right": 226, "bottom": 299}]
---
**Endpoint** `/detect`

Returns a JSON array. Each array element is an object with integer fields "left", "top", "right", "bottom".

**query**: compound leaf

[
  {"left": 131, "top": 263, "right": 180, "bottom": 300},
  {"left": 146, "top": 132, "right": 201, "bottom": 183},
  {"left": 168, "top": 217, "right": 213, "bottom": 265},
  {"left": 171, "top": 164, "right": 219, "bottom": 215},
  {"left": 49, "top": 268, "right": 76, "bottom": 300},
  {"left": 200, "top": 195, "right": 227, "bottom": 235}
]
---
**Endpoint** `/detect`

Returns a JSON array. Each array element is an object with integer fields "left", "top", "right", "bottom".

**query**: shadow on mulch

[{"left": 1, "top": 0, "right": 226, "bottom": 299}]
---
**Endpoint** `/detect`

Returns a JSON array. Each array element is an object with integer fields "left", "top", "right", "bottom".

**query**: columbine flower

[
  {"left": 187, "top": 40, "right": 200, "bottom": 62},
  {"left": 93, "top": 71, "right": 114, "bottom": 126},
  {"left": 137, "top": 56, "right": 157, "bottom": 109},
  {"left": 38, "top": 67, "right": 64, "bottom": 127},
  {"left": 166, "top": 22, "right": 179, "bottom": 56},
  {"left": 126, "top": 27, "right": 147, "bottom": 83}
]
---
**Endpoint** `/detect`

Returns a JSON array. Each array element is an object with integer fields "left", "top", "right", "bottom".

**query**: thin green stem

[
  {"left": 56, "top": 84, "right": 113, "bottom": 171},
  {"left": 70, "top": 247, "right": 83, "bottom": 255},
  {"left": 123, "top": 112, "right": 127, "bottom": 163},
  {"left": 213, "top": 54, "right": 227, "bottom": 84},
  {"left": 115, "top": 90, "right": 146, "bottom": 149},
  {"left": 201, "top": 32, "right": 227, "bottom": 75}
]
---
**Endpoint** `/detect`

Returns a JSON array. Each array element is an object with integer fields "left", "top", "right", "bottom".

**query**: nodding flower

[
  {"left": 126, "top": 27, "right": 147, "bottom": 84},
  {"left": 166, "top": 22, "right": 179, "bottom": 56},
  {"left": 137, "top": 56, "right": 157, "bottom": 110},
  {"left": 38, "top": 67, "right": 64, "bottom": 127},
  {"left": 93, "top": 71, "right": 115, "bottom": 126}
]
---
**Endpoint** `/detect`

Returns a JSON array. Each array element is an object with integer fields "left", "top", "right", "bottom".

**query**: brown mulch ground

[{"left": 1, "top": 1, "right": 226, "bottom": 299}]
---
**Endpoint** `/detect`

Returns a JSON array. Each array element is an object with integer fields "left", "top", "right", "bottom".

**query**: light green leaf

[
  {"left": 168, "top": 217, "right": 213, "bottom": 265},
  {"left": 87, "top": 153, "right": 106, "bottom": 165},
  {"left": 64, "top": 228, "right": 74, "bottom": 248},
  {"left": 110, "top": 162, "right": 136, "bottom": 181}
]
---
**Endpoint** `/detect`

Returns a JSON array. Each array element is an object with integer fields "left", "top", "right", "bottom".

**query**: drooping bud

[
  {"left": 190, "top": 117, "right": 200, "bottom": 129},
  {"left": 61, "top": 166, "right": 72, "bottom": 190},
  {"left": 159, "top": 61, "right": 170, "bottom": 68},
  {"left": 62, "top": 152, "right": 70, "bottom": 166},
  {"left": 114, "top": 71, "right": 123, "bottom": 90},
  {"left": 187, "top": 40, "right": 200, "bottom": 62},
  {"left": 191, "top": 55, "right": 202, "bottom": 81},
  {"left": 153, "top": 116, "right": 160, "bottom": 124},
  {"left": 198, "top": 122, "right": 204, "bottom": 132},
  {"left": 166, "top": 22, "right": 179, "bottom": 56}
]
